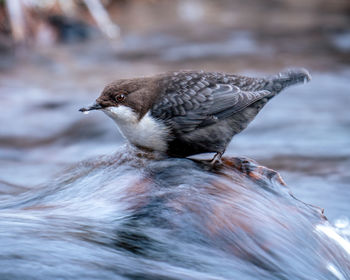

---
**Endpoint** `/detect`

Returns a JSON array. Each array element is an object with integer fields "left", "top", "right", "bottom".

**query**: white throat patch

[{"left": 103, "top": 106, "right": 169, "bottom": 152}]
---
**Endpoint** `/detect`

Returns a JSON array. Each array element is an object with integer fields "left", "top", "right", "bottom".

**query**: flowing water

[
  {"left": 0, "top": 0, "right": 350, "bottom": 279},
  {"left": 1, "top": 55, "right": 349, "bottom": 280},
  {"left": 0, "top": 147, "right": 349, "bottom": 279}
]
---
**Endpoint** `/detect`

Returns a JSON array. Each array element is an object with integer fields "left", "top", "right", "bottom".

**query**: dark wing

[{"left": 151, "top": 79, "right": 271, "bottom": 134}]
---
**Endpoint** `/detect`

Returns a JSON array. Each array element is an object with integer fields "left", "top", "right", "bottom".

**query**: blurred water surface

[{"left": 0, "top": 0, "right": 349, "bottom": 279}]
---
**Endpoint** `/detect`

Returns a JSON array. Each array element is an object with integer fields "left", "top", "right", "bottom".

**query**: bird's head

[{"left": 79, "top": 77, "right": 159, "bottom": 121}]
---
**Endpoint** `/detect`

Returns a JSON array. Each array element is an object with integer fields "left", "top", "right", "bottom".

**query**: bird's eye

[{"left": 116, "top": 94, "right": 125, "bottom": 102}]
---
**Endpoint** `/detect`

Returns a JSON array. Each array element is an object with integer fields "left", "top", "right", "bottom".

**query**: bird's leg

[{"left": 210, "top": 151, "right": 223, "bottom": 165}]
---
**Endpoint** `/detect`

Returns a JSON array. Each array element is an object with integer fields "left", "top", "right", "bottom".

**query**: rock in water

[{"left": 0, "top": 147, "right": 348, "bottom": 280}]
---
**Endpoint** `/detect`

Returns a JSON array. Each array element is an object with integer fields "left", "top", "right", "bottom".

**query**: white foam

[
  {"left": 327, "top": 263, "right": 345, "bottom": 280},
  {"left": 334, "top": 216, "right": 349, "bottom": 230},
  {"left": 316, "top": 224, "right": 350, "bottom": 255}
]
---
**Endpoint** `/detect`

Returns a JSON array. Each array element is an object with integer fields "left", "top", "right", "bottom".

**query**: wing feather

[{"left": 151, "top": 79, "right": 271, "bottom": 135}]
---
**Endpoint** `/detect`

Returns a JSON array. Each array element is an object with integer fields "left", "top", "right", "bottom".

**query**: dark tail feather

[{"left": 268, "top": 68, "right": 311, "bottom": 93}]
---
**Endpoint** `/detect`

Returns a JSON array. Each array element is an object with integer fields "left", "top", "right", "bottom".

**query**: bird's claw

[{"left": 210, "top": 152, "right": 223, "bottom": 165}]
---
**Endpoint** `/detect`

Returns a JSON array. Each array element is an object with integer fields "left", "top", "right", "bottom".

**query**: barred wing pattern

[{"left": 151, "top": 73, "right": 271, "bottom": 134}]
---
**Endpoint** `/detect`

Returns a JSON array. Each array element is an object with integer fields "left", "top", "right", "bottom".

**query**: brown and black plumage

[{"left": 80, "top": 69, "right": 311, "bottom": 161}]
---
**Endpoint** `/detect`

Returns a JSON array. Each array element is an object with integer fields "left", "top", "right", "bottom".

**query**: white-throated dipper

[{"left": 80, "top": 69, "right": 311, "bottom": 162}]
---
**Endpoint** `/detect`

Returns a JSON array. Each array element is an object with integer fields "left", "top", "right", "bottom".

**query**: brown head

[{"left": 79, "top": 77, "right": 161, "bottom": 119}]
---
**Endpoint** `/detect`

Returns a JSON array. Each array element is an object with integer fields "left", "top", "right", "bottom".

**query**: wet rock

[{"left": 0, "top": 148, "right": 348, "bottom": 280}]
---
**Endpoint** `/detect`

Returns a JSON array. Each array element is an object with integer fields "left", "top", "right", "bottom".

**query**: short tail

[{"left": 267, "top": 68, "right": 311, "bottom": 93}]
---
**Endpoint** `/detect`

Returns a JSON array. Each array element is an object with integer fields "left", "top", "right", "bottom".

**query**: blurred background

[{"left": 0, "top": 0, "right": 349, "bottom": 221}]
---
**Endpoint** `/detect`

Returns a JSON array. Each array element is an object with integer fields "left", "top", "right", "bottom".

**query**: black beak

[{"left": 79, "top": 102, "right": 103, "bottom": 112}]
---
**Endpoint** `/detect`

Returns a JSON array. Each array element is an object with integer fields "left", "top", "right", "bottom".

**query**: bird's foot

[{"left": 210, "top": 152, "right": 223, "bottom": 165}]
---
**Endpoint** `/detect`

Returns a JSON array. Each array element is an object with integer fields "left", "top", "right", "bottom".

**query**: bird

[{"left": 80, "top": 69, "right": 311, "bottom": 162}]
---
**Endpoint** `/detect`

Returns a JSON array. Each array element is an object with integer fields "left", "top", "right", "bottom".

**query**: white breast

[{"left": 103, "top": 106, "right": 169, "bottom": 152}]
